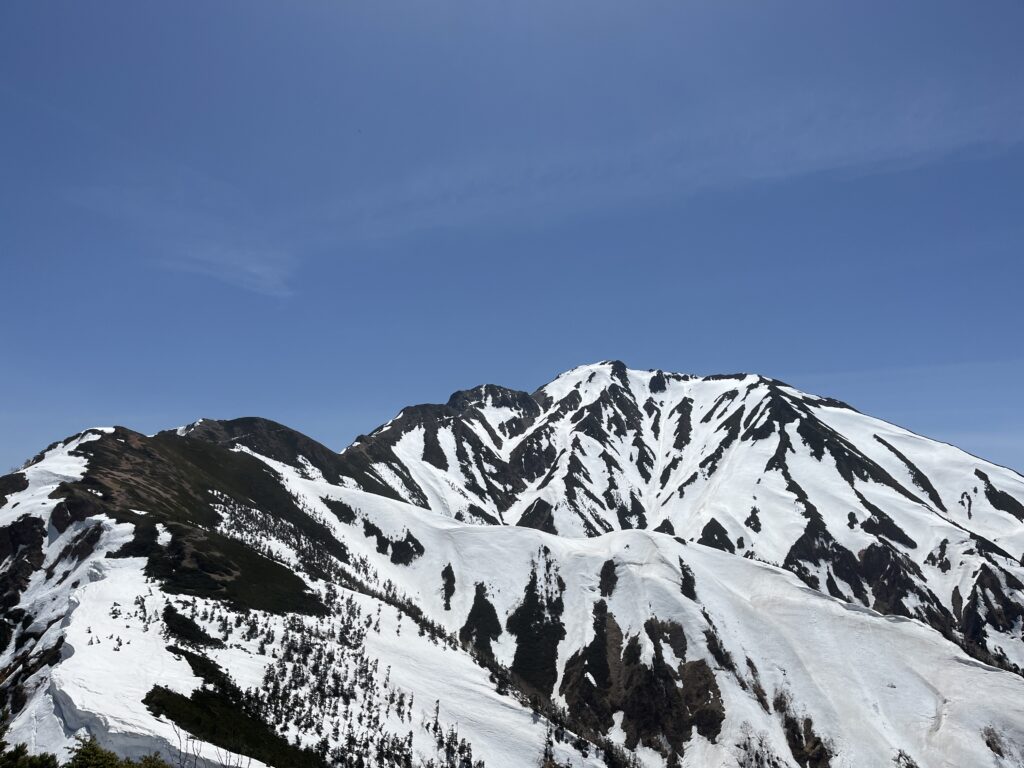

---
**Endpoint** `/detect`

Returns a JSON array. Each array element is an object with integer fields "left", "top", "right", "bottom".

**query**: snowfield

[{"left": 1, "top": 362, "right": 1023, "bottom": 768}]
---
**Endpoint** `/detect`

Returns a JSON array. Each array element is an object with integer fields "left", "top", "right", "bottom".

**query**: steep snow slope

[
  {"left": 0, "top": 431, "right": 244, "bottom": 764},
  {"left": 259, "top": 450, "right": 1024, "bottom": 767},
  {"left": 333, "top": 362, "right": 1024, "bottom": 676},
  {"left": 0, "top": 362, "right": 1022, "bottom": 768},
  {"left": 0, "top": 428, "right": 618, "bottom": 767}
]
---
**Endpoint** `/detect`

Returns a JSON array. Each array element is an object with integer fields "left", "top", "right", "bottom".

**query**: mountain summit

[{"left": 2, "top": 362, "right": 1023, "bottom": 767}]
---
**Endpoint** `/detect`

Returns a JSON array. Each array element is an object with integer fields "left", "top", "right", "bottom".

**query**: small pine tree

[
  {"left": 63, "top": 737, "right": 171, "bottom": 768},
  {"left": 63, "top": 738, "right": 121, "bottom": 768},
  {"left": 133, "top": 756, "right": 172, "bottom": 768}
]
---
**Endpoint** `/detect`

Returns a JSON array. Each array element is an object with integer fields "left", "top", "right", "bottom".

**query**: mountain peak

[
  {"left": 3, "top": 366, "right": 1024, "bottom": 767},
  {"left": 445, "top": 383, "right": 539, "bottom": 415}
]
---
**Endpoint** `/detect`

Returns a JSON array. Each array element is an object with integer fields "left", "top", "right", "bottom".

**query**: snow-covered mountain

[{"left": 2, "top": 362, "right": 1024, "bottom": 768}]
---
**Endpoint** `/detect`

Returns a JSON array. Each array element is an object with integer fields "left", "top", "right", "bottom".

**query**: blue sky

[{"left": 2, "top": 1, "right": 1023, "bottom": 472}]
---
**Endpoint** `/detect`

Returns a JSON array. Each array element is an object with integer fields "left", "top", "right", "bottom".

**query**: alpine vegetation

[{"left": 1, "top": 362, "right": 1023, "bottom": 767}]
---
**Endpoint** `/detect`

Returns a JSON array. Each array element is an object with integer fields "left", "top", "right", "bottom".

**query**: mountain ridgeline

[{"left": 1, "top": 362, "right": 1024, "bottom": 768}]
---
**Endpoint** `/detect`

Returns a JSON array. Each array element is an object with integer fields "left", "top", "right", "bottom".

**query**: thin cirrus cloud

[
  {"left": 64, "top": 181, "right": 297, "bottom": 298},
  {"left": 296, "top": 85, "right": 1024, "bottom": 246},
  {"left": 157, "top": 248, "right": 297, "bottom": 299},
  {"left": 61, "top": 77, "right": 1024, "bottom": 297},
  {"left": 146, "top": 91, "right": 1016, "bottom": 297}
]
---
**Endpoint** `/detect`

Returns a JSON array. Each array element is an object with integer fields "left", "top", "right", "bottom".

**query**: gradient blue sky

[{"left": 2, "top": 1, "right": 1023, "bottom": 472}]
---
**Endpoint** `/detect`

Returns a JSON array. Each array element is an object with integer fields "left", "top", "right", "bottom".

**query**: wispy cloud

[
  {"left": 293, "top": 86, "right": 1024, "bottom": 244},
  {"left": 8, "top": 79, "right": 299, "bottom": 299},
  {"left": 59, "top": 64, "right": 1024, "bottom": 290},
  {"left": 66, "top": 178, "right": 299, "bottom": 298},
  {"left": 158, "top": 248, "right": 297, "bottom": 298}
]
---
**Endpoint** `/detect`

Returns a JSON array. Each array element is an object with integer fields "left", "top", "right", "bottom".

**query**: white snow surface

[
  {"left": 353, "top": 362, "right": 1024, "bottom": 667},
  {"left": 3, "top": 365, "right": 1024, "bottom": 768},
  {"left": 0, "top": 433, "right": 262, "bottom": 767}
]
